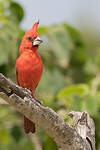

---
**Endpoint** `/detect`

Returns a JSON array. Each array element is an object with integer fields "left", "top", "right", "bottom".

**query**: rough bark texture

[{"left": 0, "top": 73, "right": 95, "bottom": 150}]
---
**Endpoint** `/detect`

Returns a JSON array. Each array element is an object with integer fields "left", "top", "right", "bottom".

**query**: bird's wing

[{"left": 16, "top": 67, "right": 20, "bottom": 86}]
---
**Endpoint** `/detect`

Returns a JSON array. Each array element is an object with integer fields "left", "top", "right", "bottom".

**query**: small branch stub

[
  {"left": 69, "top": 111, "right": 95, "bottom": 150},
  {"left": 0, "top": 73, "right": 96, "bottom": 150}
]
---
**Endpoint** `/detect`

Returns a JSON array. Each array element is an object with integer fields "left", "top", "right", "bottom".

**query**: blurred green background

[{"left": 0, "top": 0, "right": 100, "bottom": 150}]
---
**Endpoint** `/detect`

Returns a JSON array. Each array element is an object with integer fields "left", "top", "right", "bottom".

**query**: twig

[{"left": 28, "top": 134, "right": 42, "bottom": 150}]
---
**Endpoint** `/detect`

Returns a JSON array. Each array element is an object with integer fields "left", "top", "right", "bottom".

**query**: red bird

[{"left": 16, "top": 21, "right": 43, "bottom": 133}]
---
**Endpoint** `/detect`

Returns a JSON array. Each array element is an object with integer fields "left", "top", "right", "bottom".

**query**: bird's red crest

[
  {"left": 26, "top": 21, "right": 39, "bottom": 38},
  {"left": 32, "top": 21, "right": 39, "bottom": 34}
]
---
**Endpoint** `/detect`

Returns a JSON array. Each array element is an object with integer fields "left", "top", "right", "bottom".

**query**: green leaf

[
  {"left": 64, "top": 24, "right": 85, "bottom": 48},
  {"left": 70, "top": 95, "right": 83, "bottom": 111},
  {"left": 0, "top": 128, "right": 11, "bottom": 146},
  {"left": 11, "top": 126, "right": 22, "bottom": 142},
  {"left": 0, "top": 19, "right": 20, "bottom": 65},
  {"left": 57, "top": 84, "right": 89, "bottom": 99},
  {"left": 37, "top": 68, "right": 65, "bottom": 102},
  {"left": 9, "top": 2, "right": 24, "bottom": 23},
  {"left": 44, "top": 135, "right": 57, "bottom": 150},
  {"left": 81, "top": 96, "right": 99, "bottom": 115},
  {"left": 46, "top": 25, "right": 74, "bottom": 67}
]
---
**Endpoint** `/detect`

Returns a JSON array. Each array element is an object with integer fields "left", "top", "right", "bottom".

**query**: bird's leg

[
  {"left": 34, "top": 95, "right": 42, "bottom": 105},
  {"left": 31, "top": 92, "right": 42, "bottom": 105}
]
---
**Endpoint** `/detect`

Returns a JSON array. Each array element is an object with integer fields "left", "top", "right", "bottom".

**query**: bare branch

[{"left": 0, "top": 73, "right": 95, "bottom": 150}]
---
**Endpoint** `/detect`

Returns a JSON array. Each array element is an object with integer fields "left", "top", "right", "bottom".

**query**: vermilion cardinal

[{"left": 16, "top": 21, "right": 43, "bottom": 133}]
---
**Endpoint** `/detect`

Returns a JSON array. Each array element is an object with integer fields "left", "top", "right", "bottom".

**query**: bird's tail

[
  {"left": 24, "top": 116, "right": 35, "bottom": 134},
  {"left": 24, "top": 92, "right": 35, "bottom": 134}
]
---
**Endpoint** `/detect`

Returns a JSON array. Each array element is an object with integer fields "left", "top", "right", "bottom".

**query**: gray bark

[{"left": 0, "top": 73, "right": 95, "bottom": 150}]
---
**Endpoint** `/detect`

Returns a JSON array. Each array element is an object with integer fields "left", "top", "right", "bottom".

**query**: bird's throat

[{"left": 32, "top": 46, "right": 39, "bottom": 52}]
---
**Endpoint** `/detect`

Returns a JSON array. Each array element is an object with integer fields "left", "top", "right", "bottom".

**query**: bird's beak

[{"left": 32, "top": 37, "right": 43, "bottom": 46}]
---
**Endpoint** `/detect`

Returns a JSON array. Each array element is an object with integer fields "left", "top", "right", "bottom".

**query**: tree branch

[{"left": 0, "top": 73, "right": 95, "bottom": 150}]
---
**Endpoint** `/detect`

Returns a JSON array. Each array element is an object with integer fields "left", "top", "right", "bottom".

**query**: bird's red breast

[{"left": 16, "top": 50, "right": 43, "bottom": 92}]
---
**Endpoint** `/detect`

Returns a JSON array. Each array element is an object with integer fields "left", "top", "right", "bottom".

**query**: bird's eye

[{"left": 27, "top": 37, "right": 33, "bottom": 41}]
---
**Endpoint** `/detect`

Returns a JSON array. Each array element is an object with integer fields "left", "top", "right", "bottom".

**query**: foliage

[
  {"left": 0, "top": 0, "right": 100, "bottom": 149},
  {"left": 0, "top": 0, "right": 24, "bottom": 78}
]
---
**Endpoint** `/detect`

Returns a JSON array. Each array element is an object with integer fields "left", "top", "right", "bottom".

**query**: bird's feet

[{"left": 34, "top": 95, "right": 43, "bottom": 105}]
